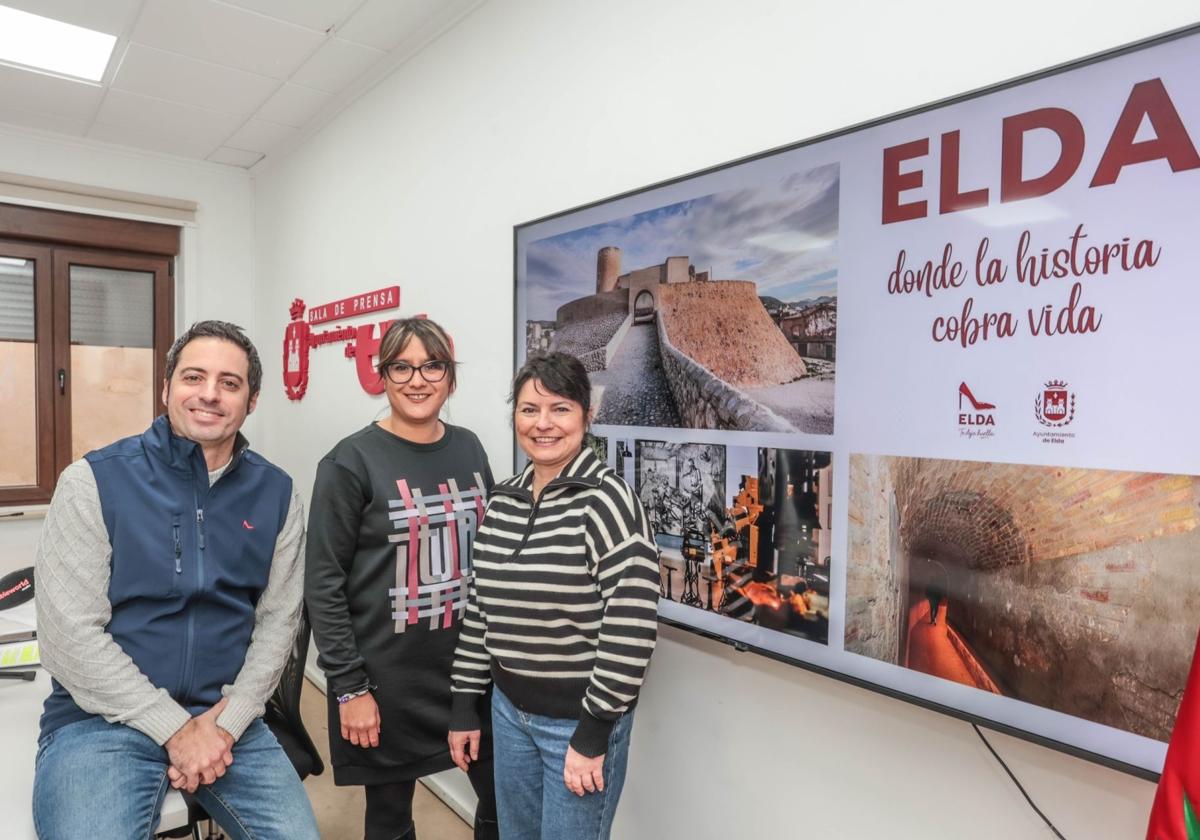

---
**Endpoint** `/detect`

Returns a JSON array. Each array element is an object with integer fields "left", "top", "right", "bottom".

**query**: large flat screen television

[{"left": 513, "top": 23, "right": 1200, "bottom": 778}]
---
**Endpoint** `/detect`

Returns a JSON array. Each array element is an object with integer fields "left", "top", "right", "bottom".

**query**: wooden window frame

[
  {"left": 0, "top": 240, "right": 54, "bottom": 506},
  {"left": 0, "top": 203, "right": 180, "bottom": 256},
  {"left": 0, "top": 203, "right": 178, "bottom": 507}
]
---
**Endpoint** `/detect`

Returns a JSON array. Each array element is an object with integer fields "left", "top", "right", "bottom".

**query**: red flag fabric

[{"left": 1148, "top": 629, "right": 1200, "bottom": 840}]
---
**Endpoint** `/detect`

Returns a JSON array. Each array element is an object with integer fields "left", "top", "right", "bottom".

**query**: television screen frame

[{"left": 511, "top": 22, "right": 1200, "bottom": 780}]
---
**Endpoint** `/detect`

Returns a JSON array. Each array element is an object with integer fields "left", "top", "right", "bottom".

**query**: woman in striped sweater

[{"left": 448, "top": 352, "right": 660, "bottom": 840}]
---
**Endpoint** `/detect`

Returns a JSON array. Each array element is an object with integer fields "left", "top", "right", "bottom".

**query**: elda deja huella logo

[{"left": 957, "top": 381, "right": 996, "bottom": 439}]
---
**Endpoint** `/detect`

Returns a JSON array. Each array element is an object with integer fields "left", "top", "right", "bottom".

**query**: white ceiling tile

[
  {"left": 290, "top": 37, "right": 384, "bottom": 94},
  {"left": 112, "top": 44, "right": 279, "bottom": 117},
  {"left": 93, "top": 89, "right": 243, "bottom": 136},
  {"left": 0, "top": 0, "right": 142, "bottom": 36},
  {"left": 207, "top": 146, "right": 265, "bottom": 168},
  {"left": 224, "top": 119, "right": 296, "bottom": 153},
  {"left": 0, "top": 64, "right": 104, "bottom": 118},
  {"left": 220, "top": 0, "right": 361, "bottom": 33},
  {"left": 88, "top": 121, "right": 213, "bottom": 160},
  {"left": 252, "top": 83, "right": 332, "bottom": 127},
  {"left": 132, "top": 0, "right": 324, "bottom": 79},
  {"left": 0, "top": 107, "right": 90, "bottom": 137},
  {"left": 334, "top": 0, "right": 448, "bottom": 52},
  {"left": 90, "top": 89, "right": 242, "bottom": 159}
]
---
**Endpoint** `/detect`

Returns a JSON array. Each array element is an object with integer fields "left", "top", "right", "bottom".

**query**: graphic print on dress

[{"left": 387, "top": 472, "right": 487, "bottom": 633}]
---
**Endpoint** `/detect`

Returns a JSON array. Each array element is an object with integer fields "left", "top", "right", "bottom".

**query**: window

[{"left": 0, "top": 203, "right": 176, "bottom": 506}]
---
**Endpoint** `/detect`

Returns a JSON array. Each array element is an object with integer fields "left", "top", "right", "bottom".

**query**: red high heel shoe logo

[
  {"left": 958, "top": 382, "right": 996, "bottom": 436},
  {"left": 958, "top": 381, "right": 995, "bottom": 411}
]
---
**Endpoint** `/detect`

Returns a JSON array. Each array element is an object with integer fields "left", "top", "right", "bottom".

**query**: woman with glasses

[{"left": 306, "top": 318, "right": 498, "bottom": 840}]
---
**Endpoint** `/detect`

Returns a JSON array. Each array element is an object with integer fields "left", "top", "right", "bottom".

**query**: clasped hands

[{"left": 164, "top": 696, "right": 235, "bottom": 793}]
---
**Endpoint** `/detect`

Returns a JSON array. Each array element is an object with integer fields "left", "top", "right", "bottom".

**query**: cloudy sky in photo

[{"left": 524, "top": 162, "right": 839, "bottom": 320}]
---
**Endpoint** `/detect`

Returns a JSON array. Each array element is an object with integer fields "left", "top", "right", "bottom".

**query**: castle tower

[
  {"left": 597, "top": 246, "right": 621, "bottom": 293},
  {"left": 664, "top": 256, "right": 690, "bottom": 284}
]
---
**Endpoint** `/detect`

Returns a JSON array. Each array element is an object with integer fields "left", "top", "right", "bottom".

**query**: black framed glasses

[{"left": 383, "top": 360, "right": 450, "bottom": 384}]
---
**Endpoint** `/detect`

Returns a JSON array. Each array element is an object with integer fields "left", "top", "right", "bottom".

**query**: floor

[
  {"left": 294, "top": 679, "right": 473, "bottom": 840},
  {"left": 904, "top": 600, "right": 1000, "bottom": 694}
]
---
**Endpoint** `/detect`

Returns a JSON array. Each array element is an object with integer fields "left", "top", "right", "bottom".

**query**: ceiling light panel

[{"left": 0, "top": 5, "right": 116, "bottom": 81}]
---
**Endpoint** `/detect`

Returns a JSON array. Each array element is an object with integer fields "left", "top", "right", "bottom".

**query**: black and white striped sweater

[{"left": 450, "top": 447, "right": 660, "bottom": 756}]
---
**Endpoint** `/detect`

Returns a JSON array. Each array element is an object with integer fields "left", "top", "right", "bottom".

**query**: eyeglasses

[{"left": 383, "top": 360, "right": 450, "bottom": 384}]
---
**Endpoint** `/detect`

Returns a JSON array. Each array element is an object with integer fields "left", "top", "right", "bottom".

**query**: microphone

[{"left": 0, "top": 567, "right": 34, "bottom": 610}]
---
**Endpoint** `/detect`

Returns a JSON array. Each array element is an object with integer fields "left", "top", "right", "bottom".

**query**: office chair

[
  {"left": 163, "top": 607, "right": 325, "bottom": 840},
  {"left": 262, "top": 607, "right": 325, "bottom": 781}
]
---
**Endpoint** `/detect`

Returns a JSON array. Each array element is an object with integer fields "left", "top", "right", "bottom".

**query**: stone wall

[
  {"left": 844, "top": 454, "right": 902, "bottom": 662},
  {"left": 892, "top": 460, "right": 1197, "bottom": 568},
  {"left": 845, "top": 453, "right": 1200, "bottom": 741},
  {"left": 658, "top": 281, "right": 806, "bottom": 386},
  {"left": 604, "top": 314, "right": 633, "bottom": 367},
  {"left": 656, "top": 315, "right": 792, "bottom": 432},
  {"left": 663, "top": 255, "right": 690, "bottom": 284},
  {"left": 625, "top": 275, "right": 659, "bottom": 319},
  {"left": 551, "top": 306, "right": 629, "bottom": 369},
  {"left": 955, "top": 523, "right": 1200, "bottom": 741},
  {"left": 555, "top": 288, "right": 627, "bottom": 326},
  {"left": 618, "top": 264, "right": 664, "bottom": 289},
  {"left": 574, "top": 347, "right": 607, "bottom": 372}
]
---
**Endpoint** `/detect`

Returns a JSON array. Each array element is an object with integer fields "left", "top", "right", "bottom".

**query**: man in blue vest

[{"left": 32, "top": 321, "right": 318, "bottom": 839}]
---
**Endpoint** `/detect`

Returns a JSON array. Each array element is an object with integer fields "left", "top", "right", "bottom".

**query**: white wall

[
  {"left": 250, "top": 1, "right": 1199, "bottom": 836},
  {"left": 0, "top": 126, "right": 255, "bottom": 573}
]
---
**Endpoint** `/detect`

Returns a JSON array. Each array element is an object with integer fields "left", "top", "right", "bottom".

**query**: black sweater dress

[{"left": 306, "top": 422, "right": 493, "bottom": 785}]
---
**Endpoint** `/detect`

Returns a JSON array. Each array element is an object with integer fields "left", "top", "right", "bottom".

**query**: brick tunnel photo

[{"left": 844, "top": 454, "right": 1200, "bottom": 742}]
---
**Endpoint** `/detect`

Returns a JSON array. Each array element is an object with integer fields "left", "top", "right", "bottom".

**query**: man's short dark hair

[
  {"left": 165, "top": 321, "right": 263, "bottom": 397},
  {"left": 509, "top": 352, "right": 591, "bottom": 413}
]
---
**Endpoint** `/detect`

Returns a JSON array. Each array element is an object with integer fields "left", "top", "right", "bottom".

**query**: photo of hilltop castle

[{"left": 523, "top": 164, "right": 838, "bottom": 434}]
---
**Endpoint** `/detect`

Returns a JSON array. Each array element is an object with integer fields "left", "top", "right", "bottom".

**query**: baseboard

[
  {"left": 421, "top": 771, "right": 478, "bottom": 824},
  {"left": 302, "top": 666, "right": 478, "bottom": 823},
  {"left": 304, "top": 662, "right": 325, "bottom": 691}
]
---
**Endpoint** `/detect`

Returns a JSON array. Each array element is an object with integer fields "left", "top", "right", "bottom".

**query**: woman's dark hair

[
  {"left": 375, "top": 317, "right": 458, "bottom": 391},
  {"left": 509, "top": 352, "right": 591, "bottom": 413}
]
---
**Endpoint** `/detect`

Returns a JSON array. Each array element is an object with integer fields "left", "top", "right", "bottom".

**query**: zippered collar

[
  {"left": 492, "top": 446, "right": 606, "bottom": 503},
  {"left": 142, "top": 414, "right": 250, "bottom": 479}
]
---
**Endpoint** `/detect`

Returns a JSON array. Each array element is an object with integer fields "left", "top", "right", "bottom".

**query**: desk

[{"left": 0, "top": 605, "right": 188, "bottom": 838}]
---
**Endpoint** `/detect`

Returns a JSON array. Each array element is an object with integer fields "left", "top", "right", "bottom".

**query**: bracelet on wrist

[{"left": 336, "top": 685, "right": 375, "bottom": 705}]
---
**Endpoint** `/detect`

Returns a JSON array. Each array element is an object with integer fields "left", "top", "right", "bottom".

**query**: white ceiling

[{"left": 0, "top": 0, "right": 482, "bottom": 168}]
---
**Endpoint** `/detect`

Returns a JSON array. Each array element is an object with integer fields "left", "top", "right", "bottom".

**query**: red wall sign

[
  {"left": 307, "top": 286, "right": 400, "bottom": 324},
  {"left": 282, "top": 286, "right": 406, "bottom": 401}
]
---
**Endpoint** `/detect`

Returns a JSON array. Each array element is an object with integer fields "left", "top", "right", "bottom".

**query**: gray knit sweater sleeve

[
  {"left": 36, "top": 460, "right": 193, "bottom": 745},
  {"left": 215, "top": 487, "right": 306, "bottom": 740}
]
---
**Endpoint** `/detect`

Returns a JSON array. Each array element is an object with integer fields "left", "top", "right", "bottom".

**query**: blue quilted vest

[{"left": 40, "top": 414, "right": 293, "bottom": 738}]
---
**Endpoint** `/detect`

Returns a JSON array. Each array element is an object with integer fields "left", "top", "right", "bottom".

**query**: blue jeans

[
  {"left": 33, "top": 717, "right": 318, "bottom": 840},
  {"left": 491, "top": 687, "right": 634, "bottom": 840}
]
